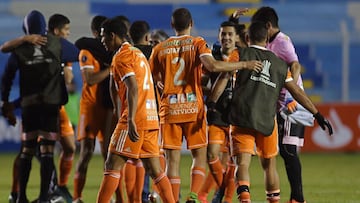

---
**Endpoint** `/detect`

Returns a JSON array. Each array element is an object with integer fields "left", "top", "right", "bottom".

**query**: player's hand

[
  {"left": 231, "top": 8, "right": 249, "bottom": 19},
  {"left": 157, "top": 81, "right": 164, "bottom": 91},
  {"left": 314, "top": 112, "right": 333, "bottom": 136},
  {"left": 246, "top": 60, "right": 263, "bottom": 73},
  {"left": 24, "top": 34, "right": 47, "bottom": 46},
  {"left": 286, "top": 100, "right": 297, "bottom": 113},
  {"left": 128, "top": 119, "right": 140, "bottom": 142},
  {"left": 1, "top": 101, "right": 16, "bottom": 126}
]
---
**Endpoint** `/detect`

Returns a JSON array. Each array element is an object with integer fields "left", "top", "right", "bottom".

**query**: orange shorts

[
  {"left": 208, "top": 125, "right": 230, "bottom": 153},
  {"left": 59, "top": 106, "right": 74, "bottom": 137},
  {"left": 77, "top": 104, "right": 113, "bottom": 142},
  {"left": 161, "top": 118, "right": 207, "bottom": 150},
  {"left": 109, "top": 129, "right": 160, "bottom": 159},
  {"left": 230, "top": 121, "right": 278, "bottom": 159}
]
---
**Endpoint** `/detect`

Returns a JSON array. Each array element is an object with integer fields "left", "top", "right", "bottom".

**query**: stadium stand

[{"left": 0, "top": 0, "right": 359, "bottom": 102}]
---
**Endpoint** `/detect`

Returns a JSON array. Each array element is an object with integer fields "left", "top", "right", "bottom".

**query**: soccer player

[
  {"left": 127, "top": 20, "right": 153, "bottom": 203},
  {"left": 251, "top": 7, "right": 312, "bottom": 203},
  {"left": 201, "top": 20, "right": 246, "bottom": 203},
  {"left": 149, "top": 29, "right": 169, "bottom": 47},
  {"left": 2, "top": 12, "right": 78, "bottom": 203},
  {"left": 96, "top": 17, "right": 175, "bottom": 203},
  {"left": 73, "top": 15, "right": 117, "bottom": 203},
  {"left": 47, "top": 14, "right": 76, "bottom": 202},
  {"left": 213, "top": 21, "right": 332, "bottom": 203},
  {"left": 0, "top": 10, "right": 79, "bottom": 202},
  {"left": 149, "top": 7, "right": 262, "bottom": 202}
]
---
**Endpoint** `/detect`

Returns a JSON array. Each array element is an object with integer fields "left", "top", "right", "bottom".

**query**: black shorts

[
  {"left": 277, "top": 113, "right": 305, "bottom": 146},
  {"left": 22, "top": 104, "right": 60, "bottom": 133}
]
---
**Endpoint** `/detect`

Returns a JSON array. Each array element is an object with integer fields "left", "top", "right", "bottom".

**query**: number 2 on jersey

[{"left": 172, "top": 57, "right": 187, "bottom": 86}]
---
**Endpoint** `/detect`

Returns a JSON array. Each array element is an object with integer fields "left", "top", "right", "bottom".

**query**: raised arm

[{"left": 228, "top": 8, "right": 249, "bottom": 24}]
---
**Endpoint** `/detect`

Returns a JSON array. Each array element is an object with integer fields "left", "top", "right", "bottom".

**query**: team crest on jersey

[{"left": 81, "top": 55, "right": 87, "bottom": 62}]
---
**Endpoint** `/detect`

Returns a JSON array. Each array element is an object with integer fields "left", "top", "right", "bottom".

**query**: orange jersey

[
  {"left": 111, "top": 42, "right": 159, "bottom": 131},
  {"left": 150, "top": 35, "right": 212, "bottom": 123},
  {"left": 78, "top": 49, "right": 101, "bottom": 106}
]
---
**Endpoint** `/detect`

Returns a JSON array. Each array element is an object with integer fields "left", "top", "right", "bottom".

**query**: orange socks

[
  {"left": 224, "top": 162, "right": 236, "bottom": 202},
  {"left": 199, "top": 171, "right": 216, "bottom": 201},
  {"left": 152, "top": 154, "right": 166, "bottom": 194},
  {"left": 96, "top": 170, "right": 121, "bottom": 203},
  {"left": 169, "top": 176, "right": 181, "bottom": 202},
  {"left": 59, "top": 153, "right": 74, "bottom": 186},
  {"left": 135, "top": 161, "right": 145, "bottom": 203},
  {"left": 191, "top": 166, "right": 206, "bottom": 194},
  {"left": 115, "top": 168, "right": 125, "bottom": 203},
  {"left": 208, "top": 157, "right": 225, "bottom": 187},
  {"left": 153, "top": 172, "right": 175, "bottom": 203},
  {"left": 73, "top": 172, "right": 86, "bottom": 199},
  {"left": 124, "top": 159, "right": 144, "bottom": 203},
  {"left": 124, "top": 159, "right": 136, "bottom": 202}
]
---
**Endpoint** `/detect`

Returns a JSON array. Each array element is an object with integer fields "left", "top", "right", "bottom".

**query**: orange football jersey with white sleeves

[
  {"left": 150, "top": 35, "right": 212, "bottom": 123},
  {"left": 111, "top": 42, "right": 159, "bottom": 131}
]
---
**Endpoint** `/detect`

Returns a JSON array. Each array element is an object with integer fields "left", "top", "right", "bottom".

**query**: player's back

[
  {"left": 150, "top": 35, "right": 211, "bottom": 123},
  {"left": 151, "top": 35, "right": 210, "bottom": 95}
]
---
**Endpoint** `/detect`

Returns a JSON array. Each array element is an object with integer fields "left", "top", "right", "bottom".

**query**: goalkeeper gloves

[{"left": 313, "top": 112, "right": 333, "bottom": 135}]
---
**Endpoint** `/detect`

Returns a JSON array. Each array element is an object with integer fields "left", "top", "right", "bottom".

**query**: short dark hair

[
  {"left": 248, "top": 21, "right": 268, "bottom": 43},
  {"left": 130, "top": 20, "right": 150, "bottom": 44},
  {"left": 113, "top": 15, "right": 130, "bottom": 30},
  {"left": 101, "top": 18, "right": 128, "bottom": 39},
  {"left": 91, "top": 15, "right": 107, "bottom": 36},
  {"left": 150, "top": 29, "right": 169, "bottom": 41},
  {"left": 172, "top": 8, "right": 192, "bottom": 32},
  {"left": 48, "top": 14, "right": 70, "bottom": 34},
  {"left": 235, "top": 24, "right": 247, "bottom": 45},
  {"left": 220, "top": 21, "right": 237, "bottom": 29},
  {"left": 251, "top": 6, "right": 279, "bottom": 28}
]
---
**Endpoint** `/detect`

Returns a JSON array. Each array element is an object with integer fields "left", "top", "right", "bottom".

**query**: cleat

[
  {"left": 211, "top": 188, "right": 224, "bottom": 203},
  {"left": 148, "top": 191, "right": 161, "bottom": 203},
  {"left": 50, "top": 196, "right": 66, "bottom": 203},
  {"left": 185, "top": 192, "right": 200, "bottom": 203},
  {"left": 72, "top": 199, "right": 84, "bottom": 203},
  {"left": 54, "top": 186, "right": 72, "bottom": 203},
  {"left": 286, "top": 200, "right": 306, "bottom": 203},
  {"left": 8, "top": 193, "right": 18, "bottom": 203},
  {"left": 198, "top": 194, "right": 208, "bottom": 203}
]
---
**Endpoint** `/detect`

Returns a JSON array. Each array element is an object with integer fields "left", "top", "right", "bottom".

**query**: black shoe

[
  {"left": 8, "top": 193, "right": 18, "bottom": 203},
  {"left": 211, "top": 187, "right": 225, "bottom": 203},
  {"left": 50, "top": 195, "right": 66, "bottom": 203},
  {"left": 53, "top": 186, "right": 72, "bottom": 203}
]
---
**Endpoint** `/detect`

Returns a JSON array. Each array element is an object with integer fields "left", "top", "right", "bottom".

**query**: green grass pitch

[{"left": 0, "top": 152, "right": 360, "bottom": 202}]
